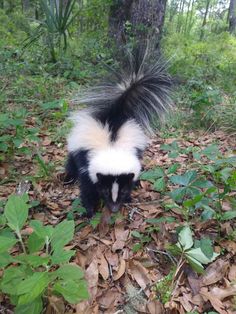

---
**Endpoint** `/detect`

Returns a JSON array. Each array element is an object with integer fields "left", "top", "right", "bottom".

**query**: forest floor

[{"left": 1, "top": 103, "right": 236, "bottom": 314}]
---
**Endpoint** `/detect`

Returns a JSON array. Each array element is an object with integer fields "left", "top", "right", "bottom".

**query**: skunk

[{"left": 65, "top": 49, "right": 172, "bottom": 217}]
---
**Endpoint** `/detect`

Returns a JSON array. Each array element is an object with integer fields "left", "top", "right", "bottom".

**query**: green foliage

[
  {"left": 168, "top": 226, "right": 219, "bottom": 273},
  {"left": 0, "top": 194, "right": 89, "bottom": 312},
  {"left": 164, "top": 32, "right": 236, "bottom": 132},
  {"left": 141, "top": 142, "right": 236, "bottom": 222},
  {"left": 24, "top": 0, "right": 79, "bottom": 62},
  {"left": 155, "top": 270, "right": 175, "bottom": 304}
]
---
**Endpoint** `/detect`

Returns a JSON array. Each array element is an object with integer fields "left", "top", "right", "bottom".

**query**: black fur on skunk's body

[{"left": 65, "top": 49, "right": 172, "bottom": 217}]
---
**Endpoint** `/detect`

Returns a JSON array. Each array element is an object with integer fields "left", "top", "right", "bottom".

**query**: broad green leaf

[
  {"left": 51, "top": 249, "right": 75, "bottom": 265},
  {"left": 17, "top": 272, "right": 50, "bottom": 305},
  {"left": 15, "top": 297, "right": 43, "bottom": 314},
  {"left": 201, "top": 207, "right": 215, "bottom": 220},
  {"left": 153, "top": 177, "right": 166, "bottom": 192},
  {"left": 170, "top": 187, "right": 186, "bottom": 201},
  {"left": 5, "top": 194, "right": 30, "bottom": 232},
  {"left": 186, "top": 248, "right": 219, "bottom": 264},
  {"left": 1, "top": 267, "right": 26, "bottom": 294},
  {"left": 170, "top": 171, "right": 198, "bottom": 186},
  {"left": 221, "top": 211, "right": 236, "bottom": 221},
  {"left": 199, "top": 238, "right": 213, "bottom": 259},
  {"left": 27, "top": 232, "right": 45, "bottom": 254},
  {"left": 140, "top": 167, "right": 165, "bottom": 182},
  {"left": 90, "top": 213, "right": 102, "bottom": 229},
  {"left": 0, "top": 214, "right": 6, "bottom": 226},
  {"left": 132, "top": 243, "right": 142, "bottom": 252},
  {"left": 30, "top": 220, "right": 53, "bottom": 239},
  {"left": 167, "top": 163, "right": 180, "bottom": 174},
  {"left": 183, "top": 194, "right": 203, "bottom": 208},
  {"left": 16, "top": 255, "right": 49, "bottom": 268},
  {"left": 131, "top": 231, "right": 142, "bottom": 238},
  {"left": 0, "top": 236, "right": 17, "bottom": 253},
  {"left": 192, "top": 179, "right": 213, "bottom": 188},
  {"left": 51, "top": 220, "right": 74, "bottom": 251},
  {"left": 186, "top": 255, "right": 204, "bottom": 274},
  {"left": 146, "top": 217, "right": 176, "bottom": 224},
  {"left": 178, "top": 226, "right": 193, "bottom": 250},
  {"left": 56, "top": 265, "right": 84, "bottom": 281},
  {"left": 53, "top": 279, "right": 89, "bottom": 304},
  {"left": 0, "top": 252, "right": 14, "bottom": 268}
]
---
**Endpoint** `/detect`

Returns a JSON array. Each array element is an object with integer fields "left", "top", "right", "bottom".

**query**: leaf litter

[{"left": 0, "top": 127, "right": 236, "bottom": 313}]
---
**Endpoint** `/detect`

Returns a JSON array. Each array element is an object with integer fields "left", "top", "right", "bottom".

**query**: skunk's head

[{"left": 96, "top": 173, "right": 135, "bottom": 212}]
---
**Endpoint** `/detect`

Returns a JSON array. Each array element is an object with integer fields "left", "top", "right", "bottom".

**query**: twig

[{"left": 146, "top": 247, "right": 177, "bottom": 265}]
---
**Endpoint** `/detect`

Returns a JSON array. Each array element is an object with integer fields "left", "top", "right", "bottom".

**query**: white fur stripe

[{"left": 112, "top": 182, "right": 119, "bottom": 202}]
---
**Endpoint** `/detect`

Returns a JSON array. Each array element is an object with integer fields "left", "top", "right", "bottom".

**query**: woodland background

[{"left": 0, "top": 1, "right": 236, "bottom": 314}]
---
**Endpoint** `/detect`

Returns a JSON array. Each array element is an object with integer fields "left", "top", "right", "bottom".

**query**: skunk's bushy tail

[{"left": 73, "top": 47, "right": 173, "bottom": 134}]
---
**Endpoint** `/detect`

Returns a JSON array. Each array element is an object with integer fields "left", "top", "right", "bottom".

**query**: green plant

[
  {"left": 24, "top": 0, "right": 79, "bottom": 62},
  {"left": 131, "top": 230, "right": 152, "bottom": 252},
  {"left": 0, "top": 110, "right": 40, "bottom": 161},
  {"left": 0, "top": 194, "right": 89, "bottom": 313},
  {"left": 155, "top": 269, "right": 175, "bottom": 304},
  {"left": 168, "top": 226, "right": 219, "bottom": 273}
]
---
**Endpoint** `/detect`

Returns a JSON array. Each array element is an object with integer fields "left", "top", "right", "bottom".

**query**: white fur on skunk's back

[{"left": 67, "top": 110, "right": 147, "bottom": 182}]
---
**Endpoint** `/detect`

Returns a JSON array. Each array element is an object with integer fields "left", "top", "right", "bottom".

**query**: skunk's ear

[{"left": 96, "top": 173, "right": 103, "bottom": 181}]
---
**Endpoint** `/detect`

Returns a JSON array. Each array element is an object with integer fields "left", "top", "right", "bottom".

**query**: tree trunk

[
  {"left": 109, "top": 0, "right": 167, "bottom": 51},
  {"left": 0, "top": 0, "right": 4, "bottom": 9},
  {"left": 200, "top": 0, "right": 211, "bottom": 40},
  {"left": 229, "top": 0, "right": 236, "bottom": 34},
  {"left": 22, "top": 0, "right": 30, "bottom": 12}
]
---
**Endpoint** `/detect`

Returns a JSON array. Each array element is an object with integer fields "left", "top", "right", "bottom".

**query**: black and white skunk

[{"left": 65, "top": 49, "right": 172, "bottom": 217}]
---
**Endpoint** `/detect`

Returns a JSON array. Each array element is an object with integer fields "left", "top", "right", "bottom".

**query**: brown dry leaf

[
  {"left": 85, "top": 258, "right": 99, "bottom": 300},
  {"left": 220, "top": 240, "right": 236, "bottom": 254},
  {"left": 201, "top": 258, "right": 229, "bottom": 286},
  {"left": 146, "top": 300, "right": 164, "bottom": 314},
  {"left": 76, "top": 301, "right": 93, "bottom": 314},
  {"left": 112, "top": 239, "right": 126, "bottom": 252},
  {"left": 99, "top": 207, "right": 111, "bottom": 237},
  {"left": 113, "top": 258, "right": 126, "bottom": 281},
  {"left": 200, "top": 287, "right": 228, "bottom": 314},
  {"left": 46, "top": 296, "right": 65, "bottom": 314},
  {"left": 78, "top": 225, "right": 93, "bottom": 241},
  {"left": 98, "top": 288, "right": 122, "bottom": 310},
  {"left": 178, "top": 293, "right": 193, "bottom": 312},
  {"left": 98, "top": 253, "right": 109, "bottom": 280},
  {"left": 129, "top": 260, "right": 151, "bottom": 292},
  {"left": 105, "top": 250, "right": 119, "bottom": 267},
  {"left": 228, "top": 264, "right": 236, "bottom": 281},
  {"left": 187, "top": 268, "right": 201, "bottom": 295},
  {"left": 210, "top": 285, "right": 236, "bottom": 301}
]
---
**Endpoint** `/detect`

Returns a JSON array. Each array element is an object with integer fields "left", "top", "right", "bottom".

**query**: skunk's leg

[{"left": 79, "top": 175, "right": 99, "bottom": 218}]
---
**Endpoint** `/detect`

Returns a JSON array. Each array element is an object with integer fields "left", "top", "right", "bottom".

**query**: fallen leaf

[
  {"left": 98, "top": 253, "right": 109, "bottom": 280},
  {"left": 85, "top": 258, "right": 99, "bottom": 300},
  {"left": 113, "top": 259, "right": 126, "bottom": 281},
  {"left": 201, "top": 258, "right": 229, "bottom": 286},
  {"left": 146, "top": 300, "right": 164, "bottom": 314}
]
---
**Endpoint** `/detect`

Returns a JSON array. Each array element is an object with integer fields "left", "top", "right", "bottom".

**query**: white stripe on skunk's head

[{"left": 88, "top": 148, "right": 141, "bottom": 183}]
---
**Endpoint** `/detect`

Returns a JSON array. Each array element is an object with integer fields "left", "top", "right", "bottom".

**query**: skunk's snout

[{"left": 109, "top": 203, "right": 121, "bottom": 213}]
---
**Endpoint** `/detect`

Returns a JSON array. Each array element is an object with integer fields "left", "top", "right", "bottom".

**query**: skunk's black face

[{"left": 96, "top": 173, "right": 135, "bottom": 212}]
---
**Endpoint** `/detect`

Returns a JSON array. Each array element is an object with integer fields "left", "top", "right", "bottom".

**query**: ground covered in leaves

[{"left": 0, "top": 105, "right": 236, "bottom": 314}]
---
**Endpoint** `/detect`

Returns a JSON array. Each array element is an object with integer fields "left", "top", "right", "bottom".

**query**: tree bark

[
  {"left": 229, "top": 0, "right": 236, "bottom": 34},
  {"left": 22, "top": 0, "right": 30, "bottom": 12},
  {"left": 109, "top": 0, "right": 167, "bottom": 51},
  {"left": 200, "top": 0, "right": 211, "bottom": 40}
]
